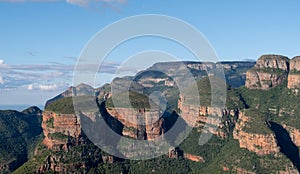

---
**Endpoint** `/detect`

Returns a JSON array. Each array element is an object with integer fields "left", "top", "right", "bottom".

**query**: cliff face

[
  {"left": 178, "top": 95, "right": 236, "bottom": 138},
  {"left": 246, "top": 55, "right": 300, "bottom": 89},
  {"left": 283, "top": 125, "right": 300, "bottom": 147},
  {"left": 233, "top": 112, "right": 280, "bottom": 155},
  {"left": 254, "top": 55, "right": 289, "bottom": 70},
  {"left": 288, "top": 56, "right": 300, "bottom": 89},
  {"left": 42, "top": 111, "right": 81, "bottom": 150},
  {"left": 106, "top": 108, "right": 165, "bottom": 140},
  {"left": 245, "top": 55, "right": 289, "bottom": 90}
]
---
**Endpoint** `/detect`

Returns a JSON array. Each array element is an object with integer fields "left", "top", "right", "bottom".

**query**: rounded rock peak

[{"left": 255, "top": 54, "right": 290, "bottom": 71}]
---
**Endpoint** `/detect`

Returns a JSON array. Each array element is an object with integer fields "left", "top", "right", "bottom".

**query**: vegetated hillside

[{"left": 0, "top": 107, "right": 42, "bottom": 173}]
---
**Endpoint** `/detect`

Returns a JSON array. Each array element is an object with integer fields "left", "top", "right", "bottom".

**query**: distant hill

[{"left": 0, "top": 107, "right": 42, "bottom": 173}]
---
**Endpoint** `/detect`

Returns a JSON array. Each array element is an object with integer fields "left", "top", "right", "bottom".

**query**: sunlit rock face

[
  {"left": 288, "top": 56, "right": 300, "bottom": 89},
  {"left": 245, "top": 55, "right": 289, "bottom": 90}
]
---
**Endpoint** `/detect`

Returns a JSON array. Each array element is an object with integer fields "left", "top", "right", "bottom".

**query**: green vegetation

[
  {"left": 237, "top": 81, "right": 300, "bottom": 129},
  {"left": 289, "top": 69, "right": 300, "bottom": 74},
  {"left": 45, "top": 117, "right": 54, "bottom": 128},
  {"left": 0, "top": 109, "right": 42, "bottom": 173},
  {"left": 106, "top": 91, "right": 158, "bottom": 109},
  {"left": 45, "top": 96, "right": 98, "bottom": 114},
  {"left": 255, "top": 67, "right": 288, "bottom": 74},
  {"left": 242, "top": 109, "right": 272, "bottom": 134},
  {"left": 198, "top": 137, "right": 292, "bottom": 173},
  {"left": 48, "top": 132, "right": 69, "bottom": 141}
]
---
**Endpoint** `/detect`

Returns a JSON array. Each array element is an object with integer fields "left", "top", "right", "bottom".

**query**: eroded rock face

[
  {"left": 283, "top": 125, "right": 300, "bottom": 146},
  {"left": 42, "top": 111, "right": 81, "bottom": 149},
  {"left": 289, "top": 56, "right": 300, "bottom": 71},
  {"left": 233, "top": 112, "right": 280, "bottom": 155},
  {"left": 246, "top": 55, "right": 300, "bottom": 89},
  {"left": 36, "top": 155, "right": 86, "bottom": 174},
  {"left": 246, "top": 70, "right": 289, "bottom": 90},
  {"left": 106, "top": 108, "right": 165, "bottom": 140},
  {"left": 245, "top": 55, "right": 289, "bottom": 90},
  {"left": 255, "top": 55, "right": 289, "bottom": 70},
  {"left": 183, "top": 153, "right": 205, "bottom": 162},
  {"left": 288, "top": 56, "right": 300, "bottom": 89},
  {"left": 178, "top": 95, "right": 236, "bottom": 138}
]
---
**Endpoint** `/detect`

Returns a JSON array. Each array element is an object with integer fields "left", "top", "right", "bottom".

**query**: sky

[{"left": 1, "top": 0, "right": 300, "bottom": 108}]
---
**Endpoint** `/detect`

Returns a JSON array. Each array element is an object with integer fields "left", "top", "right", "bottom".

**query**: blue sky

[{"left": 0, "top": 0, "right": 300, "bottom": 107}]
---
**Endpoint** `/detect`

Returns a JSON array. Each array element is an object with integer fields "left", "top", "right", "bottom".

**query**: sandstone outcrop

[
  {"left": 246, "top": 54, "right": 300, "bottom": 89},
  {"left": 42, "top": 111, "right": 81, "bottom": 149},
  {"left": 106, "top": 107, "right": 165, "bottom": 140},
  {"left": 183, "top": 153, "right": 205, "bottom": 162},
  {"left": 288, "top": 56, "right": 300, "bottom": 89},
  {"left": 233, "top": 112, "right": 280, "bottom": 155},
  {"left": 245, "top": 55, "right": 289, "bottom": 90},
  {"left": 178, "top": 95, "right": 236, "bottom": 138},
  {"left": 283, "top": 125, "right": 300, "bottom": 146}
]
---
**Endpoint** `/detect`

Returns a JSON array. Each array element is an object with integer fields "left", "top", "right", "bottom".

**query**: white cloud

[
  {"left": 0, "top": 75, "right": 3, "bottom": 84},
  {"left": 39, "top": 84, "right": 58, "bottom": 91},
  {"left": 66, "top": 0, "right": 88, "bottom": 6},
  {"left": 27, "top": 84, "right": 33, "bottom": 90},
  {"left": 0, "top": 60, "right": 4, "bottom": 65}
]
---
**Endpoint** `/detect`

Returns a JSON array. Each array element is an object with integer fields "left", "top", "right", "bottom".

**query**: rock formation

[
  {"left": 183, "top": 153, "right": 205, "bottom": 162},
  {"left": 245, "top": 55, "right": 289, "bottom": 90},
  {"left": 288, "top": 56, "right": 300, "bottom": 89},
  {"left": 178, "top": 95, "right": 236, "bottom": 138},
  {"left": 42, "top": 111, "right": 81, "bottom": 150},
  {"left": 106, "top": 107, "right": 165, "bottom": 140},
  {"left": 246, "top": 54, "right": 300, "bottom": 89},
  {"left": 233, "top": 111, "right": 280, "bottom": 155},
  {"left": 283, "top": 125, "right": 300, "bottom": 146}
]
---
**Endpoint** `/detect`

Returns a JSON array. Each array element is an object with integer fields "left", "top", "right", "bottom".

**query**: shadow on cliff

[
  {"left": 269, "top": 121, "right": 300, "bottom": 172},
  {"left": 79, "top": 100, "right": 125, "bottom": 159},
  {"left": 163, "top": 111, "right": 190, "bottom": 147}
]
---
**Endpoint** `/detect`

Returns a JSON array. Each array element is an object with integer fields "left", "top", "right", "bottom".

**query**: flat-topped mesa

[
  {"left": 245, "top": 54, "right": 290, "bottom": 90},
  {"left": 288, "top": 56, "right": 300, "bottom": 89}
]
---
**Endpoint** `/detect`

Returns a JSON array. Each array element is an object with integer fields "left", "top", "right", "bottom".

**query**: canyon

[{"left": 13, "top": 56, "right": 300, "bottom": 173}]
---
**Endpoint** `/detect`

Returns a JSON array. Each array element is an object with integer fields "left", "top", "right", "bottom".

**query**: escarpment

[{"left": 17, "top": 57, "right": 300, "bottom": 173}]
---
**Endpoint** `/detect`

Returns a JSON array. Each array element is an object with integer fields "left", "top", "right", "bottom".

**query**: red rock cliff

[{"left": 42, "top": 111, "right": 81, "bottom": 149}]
